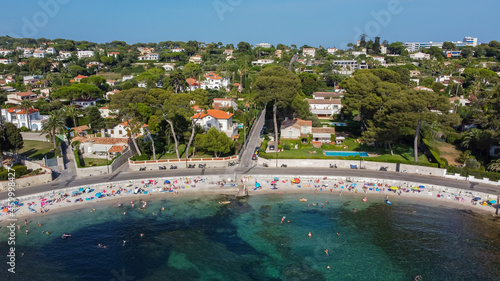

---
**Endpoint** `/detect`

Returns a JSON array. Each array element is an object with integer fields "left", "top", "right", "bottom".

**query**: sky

[{"left": 1, "top": 0, "right": 499, "bottom": 48}]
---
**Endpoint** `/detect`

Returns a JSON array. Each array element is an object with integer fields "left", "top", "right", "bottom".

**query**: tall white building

[
  {"left": 255, "top": 43, "right": 272, "bottom": 48},
  {"left": 404, "top": 36, "right": 478, "bottom": 52}
]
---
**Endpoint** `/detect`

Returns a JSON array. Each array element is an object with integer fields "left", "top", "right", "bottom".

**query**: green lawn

[
  {"left": 82, "top": 158, "right": 110, "bottom": 167},
  {"left": 19, "top": 140, "right": 56, "bottom": 160},
  {"left": 260, "top": 138, "right": 436, "bottom": 167}
]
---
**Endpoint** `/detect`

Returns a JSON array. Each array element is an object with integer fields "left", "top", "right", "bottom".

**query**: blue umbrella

[
  {"left": 95, "top": 193, "right": 102, "bottom": 198},
  {"left": 164, "top": 180, "right": 170, "bottom": 184},
  {"left": 419, "top": 185, "right": 425, "bottom": 188},
  {"left": 350, "top": 183, "right": 357, "bottom": 187},
  {"left": 78, "top": 188, "right": 84, "bottom": 192},
  {"left": 72, "top": 191, "right": 78, "bottom": 194},
  {"left": 255, "top": 183, "right": 261, "bottom": 188},
  {"left": 490, "top": 200, "right": 497, "bottom": 204}
]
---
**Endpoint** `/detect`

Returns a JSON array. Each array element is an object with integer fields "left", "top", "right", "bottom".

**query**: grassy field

[
  {"left": 19, "top": 140, "right": 55, "bottom": 160},
  {"left": 434, "top": 141, "right": 462, "bottom": 166}
]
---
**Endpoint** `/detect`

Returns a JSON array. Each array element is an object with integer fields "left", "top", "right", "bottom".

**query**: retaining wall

[{"left": 129, "top": 156, "right": 239, "bottom": 171}]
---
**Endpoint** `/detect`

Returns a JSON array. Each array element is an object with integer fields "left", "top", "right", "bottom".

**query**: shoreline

[{"left": 1, "top": 174, "right": 499, "bottom": 225}]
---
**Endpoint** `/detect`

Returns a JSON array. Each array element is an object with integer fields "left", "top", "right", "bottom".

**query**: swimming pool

[{"left": 324, "top": 151, "right": 369, "bottom": 157}]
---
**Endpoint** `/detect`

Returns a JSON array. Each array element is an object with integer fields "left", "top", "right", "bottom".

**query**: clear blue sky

[{"left": 1, "top": 0, "right": 498, "bottom": 48}]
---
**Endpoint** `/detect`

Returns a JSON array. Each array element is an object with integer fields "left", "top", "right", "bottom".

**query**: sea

[{"left": 1, "top": 193, "right": 500, "bottom": 281}]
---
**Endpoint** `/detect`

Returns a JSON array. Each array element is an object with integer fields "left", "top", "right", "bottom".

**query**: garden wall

[{"left": 129, "top": 156, "right": 239, "bottom": 171}]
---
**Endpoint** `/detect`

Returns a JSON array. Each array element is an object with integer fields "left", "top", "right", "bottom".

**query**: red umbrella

[{"left": 294, "top": 178, "right": 301, "bottom": 184}]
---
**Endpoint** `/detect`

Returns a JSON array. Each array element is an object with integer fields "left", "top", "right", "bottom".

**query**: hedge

[
  {"left": 447, "top": 166, "right": 500, "bottom": 182},
  {"left": 0, "top": 165, "right": 29, "bottom": 181}
]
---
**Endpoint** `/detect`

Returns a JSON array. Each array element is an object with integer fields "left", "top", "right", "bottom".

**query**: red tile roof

[
  {"left": 192, "top": 109, "right": 233, "bottom": 120},
  {"left": 281, "top": 118, "right": 312, "bottom": 129},
  {"left": 71, "top": 125, "right": 90, "bottom": 133},
  {"left": 17, "top": 91, "right": 36, "bottom": 97},
  {"left": 74, "top": 75, "right": 88, "bottom": 79},
  {"left": 108, "top": 145, "right": 126, "bottom": 153},
  {"left": 186, "top": 78, "right": 199, "bottom": 86},
  {"left": 204, "top": 72, "right": 222, "bottom": 80}
]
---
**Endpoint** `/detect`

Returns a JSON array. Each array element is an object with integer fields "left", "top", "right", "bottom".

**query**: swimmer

[
  {"left": 337, "top": 232, "right": 340, "bottom": 236},
  {"left": 25, "top": 229, "right": 29, "bottom": 235},
  {"left": 46, "top": 231, "right": 50, "bottom": 235},
  {"left": 38, "top": 223, "right": 42, "bottom": 227},
  {"left": 118, "top": 202, "right": 122, "bottom": 207},
  {"left": 140, "top": 233, "right": 144, "bottom": 238},
  {"left": 17, "top": 225, "right": 20, "bottom": 230},
  {"left": 308, "top": 232, "right": 312, "bottom": 238},
  {"left": 123, "top": 211, "right": 126, "bottom": 215},
  {"left": 161, "top": 206, "right": 165, "bottom": 211},
  {"left": 122, "top": 240, "right": 127, "bottom": 246},
  {"left": 24, "top": 219, "right": 28, "bottom": 225},
  {"left": 327, "top": 265, "right": 330, "bottom": 270},
  {"left": 353, "top": 208, "right": 357, "bottom": 213},
  {"left": 324, "top": 249, "right": 329, "bottom": 255}
]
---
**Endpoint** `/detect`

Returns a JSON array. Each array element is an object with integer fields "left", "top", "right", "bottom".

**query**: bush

[
  {"left": 283, "top": 143, "right": 291, "bottom": 150},
  {"left": 447, "top": 166, "right": 500, "bottom": 181},
  {"left": 445, "top": 132, "right": 461, "bottom": 144},
  {"left": 74, "top": 150, "right": 83, "bottom": 168},
  {"left": 465, "top": 157, "right": 481, "bottom": 170},
  {"left": 19, "top": 126, "right": 30, "bottom": 132}
]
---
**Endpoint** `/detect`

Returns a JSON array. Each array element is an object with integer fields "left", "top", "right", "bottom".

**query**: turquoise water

[
  {"left": 1, "top": 193, "right": 500, "bottom": 280},
  {"left": 325, "top": 151, "right": 369, "bottom": 157}
]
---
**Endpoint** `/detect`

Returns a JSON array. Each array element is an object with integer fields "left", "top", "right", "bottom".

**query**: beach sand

[{"left": 1, "top": 174, "right": 498, "bottom": 226}]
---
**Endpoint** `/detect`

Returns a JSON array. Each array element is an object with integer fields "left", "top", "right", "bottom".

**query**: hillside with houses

[{"left": 1, "top": 35, "right": 500, "bottom": 181}]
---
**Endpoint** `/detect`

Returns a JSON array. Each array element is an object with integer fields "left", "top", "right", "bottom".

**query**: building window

[
  {"left": 119, "top": 130, "right": 122, "bottom": 135},
  {"left": 110, "top": 130, "right": 114, "bottom": 134}
]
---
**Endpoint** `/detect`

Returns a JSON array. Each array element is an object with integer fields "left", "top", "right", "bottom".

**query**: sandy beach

[{"left": 1, "top": 174, "right": 498, "bottom": 225}]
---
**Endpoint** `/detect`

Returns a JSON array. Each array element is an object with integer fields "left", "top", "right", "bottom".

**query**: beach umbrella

[
  {"left": 95, "top": 193, "right": 102, "bottom": 198},
  {"left": 419, "top": 185, "right": 425, "bottom": 188},
  {"left": 72, "top": 191, "right": 78, "bottom": 194},
  {"left": 390, "top": 186, "right": 399, "bottom": 190},
  {"left": 473, "top": 197, "right": 481, "bottom": 201},
  {"left": 2, "top": 208, "right": 8, "bottom": 212},
  {"left": 271, "top": 181, "right": 277, "bottom": 184},
  {"left": 412, "top": 187, "right": 419, "bottom": 190},
  {"left": 350, "top": 183, "right": 357, "bottom": 187},
  {"left": 78, "top": 188, "right": 84, "bottom": 192},
  {"left": 164, "top": 180, "right": 170, "bottom": 184},
  {"left": 294, "top": 178, "right": 301, "bottom": 183},
  {"left": 490, "top": 200, "right": 497, "bottom": 204},
  {"left": 255, "top": 183, "right": 261, "bottom": 188}
]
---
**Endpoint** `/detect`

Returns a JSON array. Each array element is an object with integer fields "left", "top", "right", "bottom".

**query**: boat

[
  {"left": 219, "top": 201, "right": 231, "bottom": 205},
  {"left": 385, "top": 200, "right": 392, "bottom": 205},
  {"left": 300, "top": 198, "right": 308, "bottom": 202}
]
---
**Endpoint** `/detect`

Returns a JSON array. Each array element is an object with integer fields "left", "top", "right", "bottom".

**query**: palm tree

[
  {"left": 41, "top": 110, "right": 66, "bottom": 149},
  {"left": 63, "top": 104, "right": 80, "bottom": 127},
  {"left": 19, "top": 99, "right": 32, "bottom": 130}
]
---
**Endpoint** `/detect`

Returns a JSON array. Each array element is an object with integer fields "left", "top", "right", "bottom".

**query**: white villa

[
  {"left": 1, "top": 107, "right": 49, "bottom": 131},
  {"left": 409, "top": 52, "right": 430, "bottom": 60},
  {"left": 138, "top": 53, "right": 159, "bottom": 61},
  {"left": 72, "top": 98, "right": 98, "bottom": 109},
  {"left": 191, "top": 109, "right": 237, "bottom": 137},
  {"left": 5, "top": 92, "right": 38, "bottom": 105},
  {"left": 252, "top": 59, "right": 274, "bottom": 66},
  {"left": 99, "top": 106, "right": 119, "bottom": 118},
  {"left": 307, "top": 98, "right": 342, "bottom": 118},
  {"left": 280, "top": 118, "right": 312, "bottom": 140},
  {"left": 201, "top": 72, "right": 230, "bottom": 90},
  {"left": 212, "top": 98, "right": 237, "bottom": 110},
  {"left": 77, "top": 50, "right": 95, "bottom": 59},
  {"left": 108, "top": 120, "right": 148, "bottom": 138}
]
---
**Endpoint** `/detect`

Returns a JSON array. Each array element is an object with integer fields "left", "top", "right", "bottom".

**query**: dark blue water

[{"left": 1, "top": 193, "right": 500, "bottom": 281}]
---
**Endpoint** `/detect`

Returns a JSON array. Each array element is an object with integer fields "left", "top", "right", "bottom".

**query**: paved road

[
  {"left": 2, "top": 166, "right": 499, "bottom": 201},
  {"left": 238, "top": 108, "right": 266, "bottom": 168}
]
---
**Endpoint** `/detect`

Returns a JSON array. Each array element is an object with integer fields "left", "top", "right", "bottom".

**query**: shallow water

[{"left": 1, "top": 193, "right": 500, "bottom": 281}]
